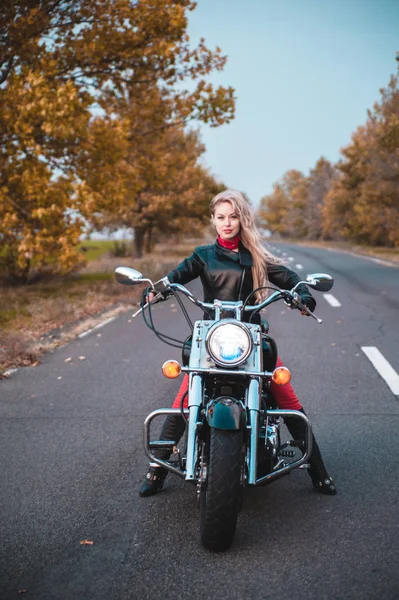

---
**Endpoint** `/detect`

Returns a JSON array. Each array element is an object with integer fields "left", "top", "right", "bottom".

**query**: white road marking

[
  {"left": 295, "top": 264, "right": 303, "bottom": 270},
  {"left": 78, "top": 316, "right": 116, "bottom": 339},
  {"left": 361, "top": 347, "right": 399, "bottom": 395},
  {"left": 2, "top": 368, "right": 18, "bottom": 378},
  {"left": 370, "top": 257, "right": 395, "bottom": 266},
  {"left": 323, "top": 293, "right": 341, "bottom": 307},
  {"left": 288, "top": 256, "right": 294, "bottom": 262}
]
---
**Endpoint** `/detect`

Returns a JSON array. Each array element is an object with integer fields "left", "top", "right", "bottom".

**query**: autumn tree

[
  {"left": 0, "top": 0, "right": 235, "bottom": 282},
  {"left": 323, "top": 70, "right": 399, "bottom": 247},
  {"left": 77, "top": 102, "right": 222, "bottom": 256},
  {"left": 258, "top": 170, "right": 308, "bottom": 238},
  {"left": 0, "top": 64, "right": 91, "bottom": 282},
  {"left": 0, "top": 159, "right": 84, "bottom": 283},
  {"left": 305, "top": 158, "right": 336, "bottom": 240},
  {"left": 76, "top": 78, "right": 227, "bottom": 257},
  {"left": 258, "top": 158, "right": 337, "bottom": 240},
  {"left": 259, "top": 185, "right": 289, "bottom": 238}
]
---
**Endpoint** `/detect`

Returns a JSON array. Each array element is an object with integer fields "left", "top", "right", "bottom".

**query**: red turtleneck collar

[{"left": 217, "top": 234, "right": 241, "bottom": 251}]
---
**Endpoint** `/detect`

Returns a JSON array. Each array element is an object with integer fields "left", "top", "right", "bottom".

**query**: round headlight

[{"left": 206, "top": 322, "right": 252, "bottom": 367}]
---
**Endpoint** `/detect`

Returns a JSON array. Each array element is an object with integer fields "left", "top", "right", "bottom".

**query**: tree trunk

[
  {"left": 133, "top": 227, "right": 145, "bottom": 258},
  {"left": 145, "top": 226, "right": 153, "bottom": 254},
  {"left": 4, "top": 250, "right": 30, "bottom": 285}
]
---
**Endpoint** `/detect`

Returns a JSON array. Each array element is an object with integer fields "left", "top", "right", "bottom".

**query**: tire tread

[{"left": 200, "top": 429, "right": 243, "bottom": 551}]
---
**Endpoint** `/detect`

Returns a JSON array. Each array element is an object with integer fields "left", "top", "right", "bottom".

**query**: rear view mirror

[
  {"left": 115, "top": 267, "right": 144, "bottom": 285},
  {"left": 305, "top": 273, "right": 334, "bottom": 292}
]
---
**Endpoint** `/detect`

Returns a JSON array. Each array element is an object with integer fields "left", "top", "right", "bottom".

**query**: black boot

[
  {"left": 139, "top": 463, "right": 168, "bottom": 497},
  {"left": 284, "top": 409, "right": 337, "bottom": 496},
  {"left": 139, "top": 414, "right": 186, "bottom": 497}
]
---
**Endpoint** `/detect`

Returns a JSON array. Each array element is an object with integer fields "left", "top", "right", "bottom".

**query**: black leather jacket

[{"left": 166, "top": 241, "right": 315, "bottom": 318}]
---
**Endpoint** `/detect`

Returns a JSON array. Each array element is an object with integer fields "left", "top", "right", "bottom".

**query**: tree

[
  {"left": 258, "top": 170, "right": 308, "bottom": 238},
  {"left": 77, "top": 107, "right": 222, "bottom": 256},
  {"left": 0, "top": 158, "right": 84, "bottom": 283},
  {"left": 0, "top": 0, "right": 235, "bottom": 281},
  {"left": 76, "top": 79, "right": 227, "bottom": 257},
  {"left": 306, "top": 158, "right": 336, "bottom": 240},
  {"left": 0, "top": 63, "right": 90, "bottom": 282},
  {"left": 323, "top": 70, "right": 399, "bottom": 247},
  {"left": 0, "top": 1, "right": 235, "bottom": 123}
]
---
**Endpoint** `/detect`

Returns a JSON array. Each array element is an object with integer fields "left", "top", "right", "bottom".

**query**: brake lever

[
  {"left": 299, "top": 304, "right": 323, "bottom": 324},
  {"left": 286, "top": 291, "right": 323, "bottom": 324}
]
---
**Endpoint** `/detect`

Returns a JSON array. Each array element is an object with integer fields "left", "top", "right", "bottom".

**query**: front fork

[
  {"left": 184, "top": 373, "right": 203, "bottom": 481},
  {"left": 247, "top": 378, "right": 313, "bottom": 486}
]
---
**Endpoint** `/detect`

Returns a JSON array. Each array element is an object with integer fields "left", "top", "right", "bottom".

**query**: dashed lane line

[
  {"left": 295, "top": 264, "right": 303, "bottom": 270},
  {"left": 323, "top": 294, "right": 342, "bottom": 307},
  {"left": 361, "top": 347, "right": 399, "bottom": 396}
]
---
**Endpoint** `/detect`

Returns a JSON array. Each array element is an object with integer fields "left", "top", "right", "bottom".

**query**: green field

[{"left": 78, "top": 240, "right": 120, "bottom": 261}]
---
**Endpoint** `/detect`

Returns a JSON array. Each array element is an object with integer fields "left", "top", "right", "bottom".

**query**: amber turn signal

[
  {"left": 162, "top": 360, "right": 182, "bottom": 379},
  {"left": 272, "top": 366, "right": 291, "bottom": 386}
]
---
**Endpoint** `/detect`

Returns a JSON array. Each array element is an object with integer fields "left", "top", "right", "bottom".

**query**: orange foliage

[{"left": 0, "top": 0, "right": 235, "bottom": 281}]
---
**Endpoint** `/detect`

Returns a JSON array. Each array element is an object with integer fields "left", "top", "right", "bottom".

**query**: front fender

[{"left": 206, "top": 397, "right": 246, "bottom": 430}]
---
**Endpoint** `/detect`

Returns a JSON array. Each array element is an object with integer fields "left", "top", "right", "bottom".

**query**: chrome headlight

[{"left": 206, "top": 321, "right": 252, "bottom": 367}]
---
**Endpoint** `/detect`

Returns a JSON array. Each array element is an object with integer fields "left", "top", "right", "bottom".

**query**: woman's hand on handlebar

[
  {"left": 285, "top": 291, "right": 316, "bottom": 316},
  {"left": 141, "top": 287, "right": 155, "bottom": 307},
  {"left": 146, "top": 291, "right": 155, "bottom": 303},
  {"left": 299, "top": 294, "right": 316, "bottom": 316},
  {"left": 140, "top": 286, "right": 171, "bottom": 307}
]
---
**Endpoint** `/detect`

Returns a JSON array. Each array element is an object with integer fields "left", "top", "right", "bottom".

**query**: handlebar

[{"left": 132, "top": 280, "right": 323, "bottom": 324}]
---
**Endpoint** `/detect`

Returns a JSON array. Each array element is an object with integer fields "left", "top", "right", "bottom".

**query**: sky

[{"left": 186, "top": 0, "right": 399, "bottom": 206}]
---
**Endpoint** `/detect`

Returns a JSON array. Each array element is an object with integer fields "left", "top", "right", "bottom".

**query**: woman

[{"left": 140, "top": 190, "right": 336, "bottom": 497}]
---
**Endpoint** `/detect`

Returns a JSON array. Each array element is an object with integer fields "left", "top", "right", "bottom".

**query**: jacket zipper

[{"left": 238, "top": 266, "right": 246, "bottom": 301}]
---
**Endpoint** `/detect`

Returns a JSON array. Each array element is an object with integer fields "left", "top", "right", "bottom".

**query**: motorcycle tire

[{"left": 200, "top": 428, "right": 243, "bottom": 552}]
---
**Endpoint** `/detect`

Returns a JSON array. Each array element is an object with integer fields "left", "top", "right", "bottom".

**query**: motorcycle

[{"left": 115, "top": 266, "right": 334, "bottom": 551}]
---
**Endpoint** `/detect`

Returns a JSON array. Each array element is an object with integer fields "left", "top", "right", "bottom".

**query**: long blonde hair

[{"left": 210, "top": 190, "right": 282, "bottom": 301}]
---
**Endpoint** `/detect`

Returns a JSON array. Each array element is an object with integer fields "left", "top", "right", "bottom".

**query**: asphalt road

[{"left": 1, "top": 243, "right": 398, "bottom": 600}]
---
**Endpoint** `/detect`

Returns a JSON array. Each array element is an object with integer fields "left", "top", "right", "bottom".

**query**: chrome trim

[
  {"left": 212, "top": 299, "right": 244, "bottom": 320},
  {"left": 168, "top": 284, "right": 286, "bottom": 317},
  {"left": 205, "top": 320, "right": 253, "bottom": 368},
  {"left": 247, "top": 378, "right": 261, "bottom": 485},
  {"left": 143, "top": 408, "right": 189, "bottom": 478},
  {"left": 185, "top": 373, "right": 203, "bottom": 480},
  {"left": 181, "top": 366, "right": 274, "bottom": 377}
]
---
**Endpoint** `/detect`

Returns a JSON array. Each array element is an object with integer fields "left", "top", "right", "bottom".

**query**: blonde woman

[{"left": 140, "top": 190, "right": 336, "bottom": 497}]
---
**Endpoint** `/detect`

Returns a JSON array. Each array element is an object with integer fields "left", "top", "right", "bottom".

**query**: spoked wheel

[{"left": 200, "top": 428, "right": 243, "bottom": 552}]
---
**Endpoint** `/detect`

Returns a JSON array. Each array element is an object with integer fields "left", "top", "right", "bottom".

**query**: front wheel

[{"left": 200, "top": 428, "right": 243, "bottom": 551}]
